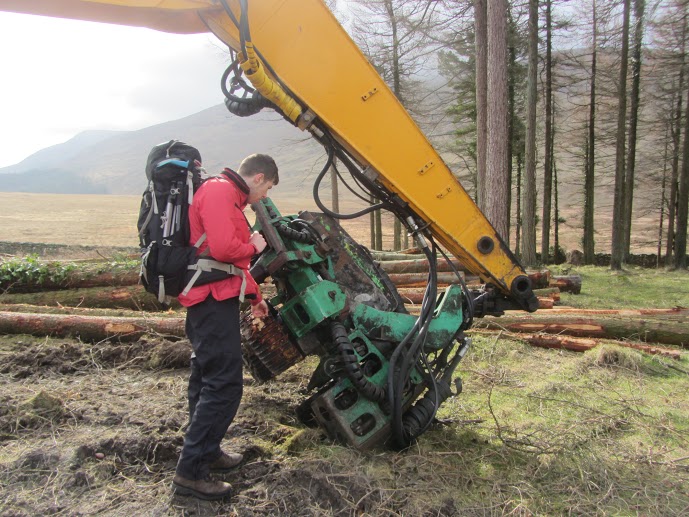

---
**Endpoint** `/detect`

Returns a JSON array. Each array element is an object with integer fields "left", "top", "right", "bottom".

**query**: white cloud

[{"left": 0, "top": 11, "right": 228, "bottom": 167}]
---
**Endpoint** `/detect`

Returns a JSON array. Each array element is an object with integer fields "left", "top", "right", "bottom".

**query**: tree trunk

[
  {"left": 658, "top": 122, "right": 671, "bottom": 268},
  {"left": 552, "top": 103, "right": 560, "bottom": 263},
  {"left": 516, "top": 152, "right": 522, "bottom": 256},
  {"left": 370, "top": 195, "right": 376, "bottom": 249},
  {"left": 330, "top": 157, "right": 340, "bottom": 214},
  {"left": 0, "top": 311, "right": 185, "bottom": 342},
  {"left": 666, "top": 15, "right": 686, "bottom": 265},
  {"left": 0, "top": 285, "right": 176, "bottom": 311},
  {"left": 476, "top": 310, "right": 689, "bottom": 347},
  {"left": 675, "top": 75, "right": 689, "bottom": 269},
  {"left": 623, "top": 0, "right": 645, "bottom": 261},
  {"left": 611, "top": 0, "right": 631, "bottom": 270},
  {"left": 375, "top": 206, "right": 383, "bottom": 250},
  {"left": 507, "top": 30, "right": 516, "bottom": 247},
  {"left": 475, "top": 0, "right": 488, "bottom": 211},
  {"left": 522, "top": 0, "right": 539, "bottom": 266},
  {"left": 584, "top": 2, "right": 597, "bottom": 265},
  {"left": 486, "top": 0, "right": 510, "bottom": 240},
  {"left": 542, "top": 0, "right": 553, "bottom": 264}
]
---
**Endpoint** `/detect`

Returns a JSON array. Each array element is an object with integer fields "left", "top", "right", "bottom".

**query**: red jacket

[{"left": 177, "top": 171, "right": 262, "bottom": 307}]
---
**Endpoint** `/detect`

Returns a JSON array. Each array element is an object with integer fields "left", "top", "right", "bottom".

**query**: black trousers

[{"left": 175, "top": 296, "right": 243, "bottom": 480}]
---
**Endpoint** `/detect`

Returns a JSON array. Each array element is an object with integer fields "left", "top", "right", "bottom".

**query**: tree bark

[
  {"left": 475, "top": 0, "right": 488, "bottom": 211},
  {"left": 330, "top": 156, "right": 340, "bottom": 214},
  {"left": 623, "top": 0, "right": 645, "bottom": 260},
  {"left": 490, "top": 331, "right": 681, "bottom": 359},
  {"left": 584, "top": 2, "right": 597, "bottom": 265},
  {"left": 388, "top": 272, "right": 467, "bottom": 287},
  {"left": 542, "top": 0, "right": 553, "bottom": 264},
  {"left": 675, "top": 74, "right": 689, "bottom": 269},
  {"left": 658, "top": 122, "right": 670, "bottom": 268},
  {"left": 0, "top": 285, "right": 176, "bottom": 311},
  {"left": 1, "top": 267, "right": 139, "bottom": 293},
  {"left": 0, "top": 311, "right": 185, "bottom": 342},
  {"left": 0, "top": 303, "right": 182, "bottom": 319},
  {"left": 548, "top": 275, "right": 582, "bottom": 294},
  {"left": 486, "top": 0, "right": 510, "bottom": 240},
  {"left": 379, "top": 258, "right": 464, "bottom": 274},
  {"left": 666, "top": 15, "right": 687, "bottom": 265},
  {"left": 522, "top": 0, "right": 539, "bottom": 266},
  {"left": 476, "top": 310, "right": 689, "bottom": 347},
  {"left": 611, "top": 0, "right": 632, "bottom": 270}
]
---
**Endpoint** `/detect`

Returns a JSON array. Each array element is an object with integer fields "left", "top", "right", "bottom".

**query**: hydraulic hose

[
  {"left": 239, "top": 42, "right": 302, "bottom": 124},
  {"left": 276, "top": 222, "right": 312, "bottom": 244},
  {"left": 330, "top": 321, "right": 386, "bottom": 403}
]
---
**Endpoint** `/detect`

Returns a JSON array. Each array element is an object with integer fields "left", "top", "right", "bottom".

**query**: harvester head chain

[{"left": 240, "top": 308, "right": 305, "bottom": 383}]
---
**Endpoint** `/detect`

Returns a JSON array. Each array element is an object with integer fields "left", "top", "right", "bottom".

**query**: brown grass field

[
  {"left": 0, "top": 192, "right": 401, "bottom": 252},
  {"left": 0, "top": 191, "right": 662, "bottom": 257}
]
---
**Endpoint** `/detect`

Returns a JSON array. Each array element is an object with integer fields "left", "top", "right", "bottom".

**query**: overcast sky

[{"left": 0, "top": 11, "right": 230, "bottom": 168}]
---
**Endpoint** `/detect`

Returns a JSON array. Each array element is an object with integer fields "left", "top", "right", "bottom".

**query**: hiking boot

[
  {"left": 172, "top": 474, "right": 232, "bottom": 501},
  {"left": 208, "top": 451, "right": 244, "bottom": 473}
]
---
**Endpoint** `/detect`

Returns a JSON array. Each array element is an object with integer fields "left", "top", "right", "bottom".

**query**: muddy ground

[{"left": 0, "top": 333, "right": 461, "bottom": 516}]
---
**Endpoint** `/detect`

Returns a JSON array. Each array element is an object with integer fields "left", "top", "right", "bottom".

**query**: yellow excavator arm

[{"left": 1, "top": 0, "right": 537, "bottom": 312}]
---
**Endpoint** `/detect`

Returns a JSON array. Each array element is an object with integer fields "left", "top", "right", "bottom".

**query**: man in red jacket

[{"left": 172, "top": 153, "right": 277, "bottom": 501}]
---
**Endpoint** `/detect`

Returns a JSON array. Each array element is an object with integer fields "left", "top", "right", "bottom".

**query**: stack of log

[{"left": 0, "top": 254, "right": 685, "bottom": 360}]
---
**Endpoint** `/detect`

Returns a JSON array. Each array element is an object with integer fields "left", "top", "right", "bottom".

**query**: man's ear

[{"left": 253, "top": 173, "right": 265, "bottom": 185}]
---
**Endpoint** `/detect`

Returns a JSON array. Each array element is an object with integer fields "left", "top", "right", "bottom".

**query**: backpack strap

[
  {"left": 182, "top": 259, "right": 247, "bottom": 302},
  {"left": 138, "top": 181, "right": 159, "bottom": 243}
]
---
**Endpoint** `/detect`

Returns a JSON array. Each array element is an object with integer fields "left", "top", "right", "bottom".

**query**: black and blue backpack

[{"left": 137, "top": 140, "right": 247, "bottom": 305}]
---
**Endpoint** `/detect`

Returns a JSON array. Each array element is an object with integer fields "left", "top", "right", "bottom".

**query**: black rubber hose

[
  {"left": 276, "top": 223, "right": 312, "bottom": 244},
  {"left": 330, "top": 321, "right": 386, "bottom": 403}
]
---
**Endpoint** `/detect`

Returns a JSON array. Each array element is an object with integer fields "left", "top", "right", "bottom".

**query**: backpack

[{"left": 137, "top": 140, "right": 247, "bottom": 305}]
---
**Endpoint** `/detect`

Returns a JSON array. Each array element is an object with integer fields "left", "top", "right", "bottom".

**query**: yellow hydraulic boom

[{"left": 1, "top": 0, "right": 538, "bottom": 311}]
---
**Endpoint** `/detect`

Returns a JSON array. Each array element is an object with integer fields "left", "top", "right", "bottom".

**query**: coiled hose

[{"left": 330, "top": 322, "right": 386, "bottom": 403}]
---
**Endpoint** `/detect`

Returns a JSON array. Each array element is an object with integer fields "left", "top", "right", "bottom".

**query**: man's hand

[
  {"left": 251, "top": 300, "right": 269, "bottom": 319},
  {"left": 249, "top": 231, "right": 267, "bottom": 254}
]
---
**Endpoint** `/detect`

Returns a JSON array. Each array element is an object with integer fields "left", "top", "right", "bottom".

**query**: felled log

[
  {"left": 0, "top": 285, "right": 177, "bottom": 311},
  {"left": 526, "top": 270, "right": 552, "bottom": 289},
  {"left": 475, "top": 310, "right": 689, "bottom": 347},
  {"left": 537, "top": 297, "right": 554, "bottom": 309},
  {"left": 533, "top": 287, "right": 561, "bottom": 302},
  {"left": 0, "top": 266, "right": 139, "bottom": 293},
  {"left": 471, "top": 329, "right": 681, "bottom": 359},
  {"left": 0, "top": 311, "right": 185, "bottom": 342},
  {"left": 548, "top": 307, "right": 687, "bottom": 317},
  {"left": 388, "top": 272, "right": 466, "bottom": 288},
  {"left": 401, "top": 294, "right": 553, "bottom": 309},
  {"left": 371, "top": 251, "right": 425, "bottom": 261},
  {"left": 549, "top": 275, "right": 582, "bottom": 294},
  {"left": 380, "top": 258, "right": 464, "bottom": 274},
  {"left": 0, "top": 303, "right": 182, "bottom": 319}
]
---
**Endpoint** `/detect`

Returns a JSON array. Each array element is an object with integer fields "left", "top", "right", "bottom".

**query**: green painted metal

[
  {"left": 279, "top": 280, "right": 346, "bottom": 338},
  {"left": 350, "top": 285, "right": 465, "bottom": 351}
]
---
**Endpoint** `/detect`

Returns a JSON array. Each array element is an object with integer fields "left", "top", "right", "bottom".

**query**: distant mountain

[{"left": 0, "top": 106, "right": 325, "bottom": 196}]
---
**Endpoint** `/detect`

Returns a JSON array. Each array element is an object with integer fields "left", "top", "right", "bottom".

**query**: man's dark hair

[{"left": 238, "top": 154, "right": 279, "bottom": 185}]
